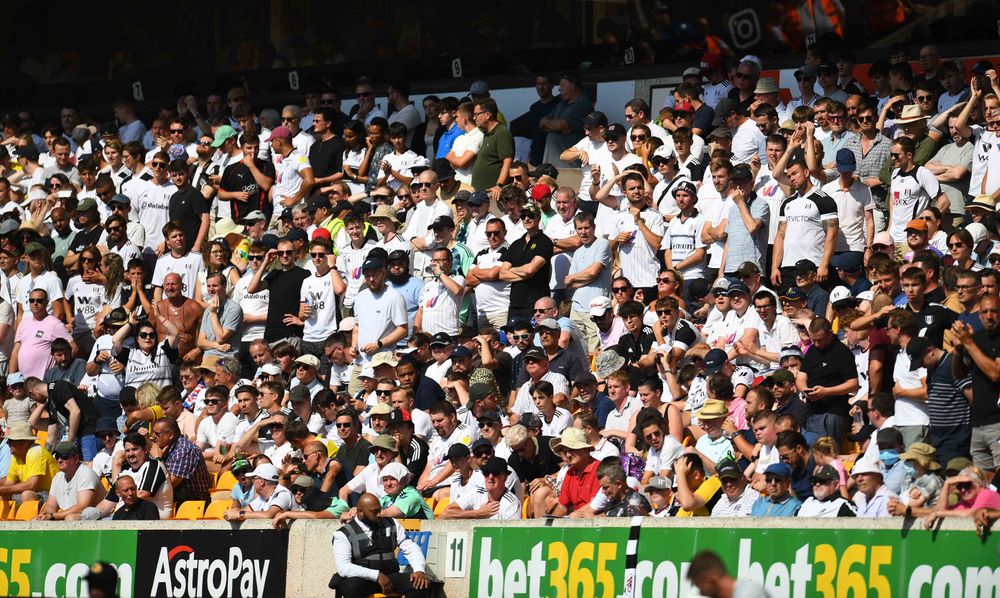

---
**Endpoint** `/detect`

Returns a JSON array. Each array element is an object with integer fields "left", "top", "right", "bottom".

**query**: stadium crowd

[{"left": 4, "top": 41, "right": 1000, "bottom": 533}]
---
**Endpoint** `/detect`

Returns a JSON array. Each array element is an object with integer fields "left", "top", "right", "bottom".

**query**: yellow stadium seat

[
  {"left": 401, "top": 519, "right": 421, "bottom": 531},
  {"left": 213, "top": 471, "right": 237, "bottom": 492},
  {"left": 433, "top": 498, "right": 450, "bottom": 517},
  {"left": 201, "top": 501, "right": 230, "bottom": 520},
  {"left": 522, "top": 497, "right": 531, "bottom": 519},
  {"left": 424, "top": 496, "right": 436, "bottom": 512},
  {"left": 173, "top": 501, "right": 205, "bottom": 520},
  {"left": 14, "top": 501, "right": 39, "bottom": 521},
  {"left": 1, "top": 500, "right": 16, "bottom": 520}
]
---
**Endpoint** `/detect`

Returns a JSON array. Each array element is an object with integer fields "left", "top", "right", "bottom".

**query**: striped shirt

[
  {"left": 927, "top": 352, "right": 972, "bottom": 426},
  {"left": 456, "top": 486, "right": 521, "bottom": 520}
]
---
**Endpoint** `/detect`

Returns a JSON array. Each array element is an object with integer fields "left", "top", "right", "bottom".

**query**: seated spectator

[
  {"left": 888, "top": 443, "right": 944, "bottom": 516},
  {"left": 643, "top": 475, "right": 673, "bottom": 517},
  {"left": 797, "top": 465, "right": 857, "bottom": 517},
  {"left": 710, "top": 459, "right": 760, "bottom": 517},
  {"left": 150, "top": 417, "right": 211, "bottom": 503},
  {"left": 111, "top": 474, "right": 160, "bottom": 520},
  {"left": 35, "top": 441, "right": 102, "bottom": 521},
  {"left": 923, "top": 466, "right": 1000, "bottom": 528},
  {"left": 750, "top": 463, "right": 802, "bottom": 517},
  {"left": 852, "top": 458, "right": 896, "bottom": 518},
  {"left": 0, "top": 422, "right": 57, "bottom": 502},
  {"left": 598, "top": 462, "right": 650, "bottom": 517},
  {"left": 693, "top": 399, "right": 736, "bottom": 472},
  {"left": 229, "top": 458, "right": 256, "bottom": 508},
  {"left": 340, "top": 434, "right": 399, "bottom": 502},
  {"left": 378, "top": 462, "right": 434, "bottom": 519},
  {"left": 111, "top": 432, "right": 173, "bottom": 519},
  {"left": 672, "top": 453, "right": 722, "bottom": 517},
  {"left": 90, "top": 417, "right": 121, "bottom": 486},
  {"left": 195, "top": 385, "right": 239, "bottom": 470},
  {"left": 443, "top": 456, "right": 521, "bottom": 520},
  {"left": 224, "top": 463, "right": 293, "bottom": 521},
  {"left": 641, "top": 415, "right": 683, "bottom": 485},
  {"left": 544, "top": 428, "right": 600, "bottom": 517}
]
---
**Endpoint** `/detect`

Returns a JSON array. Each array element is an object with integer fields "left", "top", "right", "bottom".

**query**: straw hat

[
  {"left": 695, "top": 399, "right": 728, "bottom": 420},
  {"left": 895, "top": 104, "right": 930, "bottom": 125},
  {"left": 549, "top": 427, "right": 591, "bottom": 453}
]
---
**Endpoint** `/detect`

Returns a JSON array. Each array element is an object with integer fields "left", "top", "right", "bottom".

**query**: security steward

[{"left": 330, "top": 492, "right": 431, "bottom": 597}]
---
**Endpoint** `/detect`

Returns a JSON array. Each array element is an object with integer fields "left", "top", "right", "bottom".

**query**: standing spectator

[
  {"left": 197, "top": 271, "right": 243, "bottom": 359},
  {"left": 721, "top": 164, "right": 769, "bottom": 276},
  {"left": 772, "top": 157, "right": 839, "bottom": 289},
  {"left": 468, "top": 218, "right": 510, "bottom": 330},
  {"left": 565, "top": 212, "right": 612, "bottom": 352},
  {"left": 952, "top": 295, "right": 1000, "bottom": 471},
  {"left": 152, "top": 224, "right": 202, "bottom": 301},
  {"left": 247, "top": 240, "right": 310, "bottom": 348},
  {"left": 888, "top": 136, "right": 948, "bottom": 251},
  {"left": 267, "top": 126, "right": 315, "bottom": 218},
  {"left": 415, "top": 248, "right": 464, "bottom": 336},
  {"left": 796, "top": 317, "right": 858, "bottom": 445},
  {"left": 822, "top": 150, "right": 874, "bottom": 261},
  {"left": 537, "top": 73, "right": 596, "bottom": 169},
  {"left": 471, "top": 99, "right": 514, "bottom": 199},
  {"left": 925, "top": 112, "right": 973, "bottom": 224},
  {"left": 499, "top": 203, "right": 553, "bottom": 322},
  {"left": 611, "top": 172, "right": 666, "bottom": 297},
  {"left": 354, "top": 256, "right": 408, "bottom": 368},
  {"left": 11, "top": 289, "right": 74, "bottom": 380},
  {"left": 167, "top": 160, "right": 209, "bottom": 253},
  {"left": 220, "top": 133, "right": 276, "bottom": 224},
  {"left": 26, "top": 377, "right": 101, "bottom": 460}
]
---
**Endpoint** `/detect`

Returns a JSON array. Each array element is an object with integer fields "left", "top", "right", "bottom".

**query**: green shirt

[
  {"left": 471, "top": 124, "right": 514, "bottom": 191},
  {"left": 381, "top": 486, "right": 435, "bottom": 519}
]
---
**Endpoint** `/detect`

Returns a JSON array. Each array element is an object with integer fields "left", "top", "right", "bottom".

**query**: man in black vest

[{"left": 330, "top": 492, "right": 431, "bottom": 597}]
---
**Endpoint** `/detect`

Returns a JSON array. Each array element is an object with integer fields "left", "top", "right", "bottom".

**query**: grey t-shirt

[
  {"left": 723, "top": 194, "right": 770, "bottom": 273},
  {"left": 201, "top": 298, "right": 244, "bottom": 357},
  {"left": 929, "top": 141, "right": 973, "bottom": 215},
  {"left": 568, "top": 238, "right": 612, "bottom": 313}
]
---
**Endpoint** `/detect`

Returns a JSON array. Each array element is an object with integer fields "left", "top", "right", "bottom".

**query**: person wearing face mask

[{"left": 875, "top": 427, "right": 913, "bottom": 497}]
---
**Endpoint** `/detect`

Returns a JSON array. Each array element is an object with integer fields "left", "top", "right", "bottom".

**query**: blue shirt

[
  {"left": 230, "top": 483, "right": 256, "bottom": 508},
  {"left": 750, "top": 494, "right": 802, "bottom": 517},
  {"left": 593, "top": 393, "right": 615, "bottom": 429},
  {"left": 435, "top": 124, "right": 463, "bottom": 160},
  {"left": 388, "top": 276, "right": 424, "bottom": 335},
  {"left": 0, "top": 439, "right": 10, "bottom": 479}
]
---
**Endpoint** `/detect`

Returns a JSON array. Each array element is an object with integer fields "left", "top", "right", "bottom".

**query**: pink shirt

[
  {"left": 14, "top": 315, "right": 71, "bottom": 379},
  {"left": 728, "top": 397, "right": 747, "bottom": 430},
  {"left": 953, "top": 488, "right": 1000, "bottom": 511}
]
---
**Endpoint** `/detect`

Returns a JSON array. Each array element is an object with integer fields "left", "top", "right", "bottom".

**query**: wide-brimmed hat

[
  {"left": 754, "top": 77, "right": 779, "bottom": 94},
  {"left": 967, "top": 194, "right": 996, "bottom": 212},
  {"left": 372, "top": 204, "right": 400, "bottom": 224},
  {"left": 214, "top": 218, "right": 244, "bottom": 237},
  {"left": 6, "top": 422, "right": 37, "bottom": 441},
  {"left": 695, "top": 399, "right": 728, "bottom": 420},
  {"left": 595, "top": 350, "right": 625, "bottom": 379},
  {"left": 549, "top": 427, "right": 591, "bottom": 453},
  {"left": 895, "top": 104, "right": 931, "bottom": 125},
  {"left": 898, "top": 442, "right": 941, "bottom": 471}
]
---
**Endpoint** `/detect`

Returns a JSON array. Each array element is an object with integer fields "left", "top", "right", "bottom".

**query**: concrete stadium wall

[{"left": 0, "top": 517, "right": 982, "bottom": 597}]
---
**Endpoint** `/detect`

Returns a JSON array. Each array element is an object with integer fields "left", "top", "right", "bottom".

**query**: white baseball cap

[
  {"left": 246, "top": 463, "right": 280, "bottom": 483},
  {"left": 589, "top": 296, "right": 612, "bottom": 317}
]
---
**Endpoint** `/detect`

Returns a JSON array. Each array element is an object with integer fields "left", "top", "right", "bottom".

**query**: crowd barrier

[{"left": 0, "top": 518, "right": 994, "bottom": 597}]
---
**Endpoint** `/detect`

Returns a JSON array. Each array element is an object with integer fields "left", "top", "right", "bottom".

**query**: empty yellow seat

[
  {"left": 14, "top": 501, "right": 39, "bottom": 521},
  {"left": 173, "top": 501, "right": 205, "bottom": 520},
  {"left": 213, "top": 471, "right": 237, "bottom": 492},
  {"left": 201, "top": 501, "right": 230, "bottom": 520}
]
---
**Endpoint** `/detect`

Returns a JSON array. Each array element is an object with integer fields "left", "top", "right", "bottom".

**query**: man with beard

[{"left": 797, "top": 464, "right": 856, "bottom": 517}]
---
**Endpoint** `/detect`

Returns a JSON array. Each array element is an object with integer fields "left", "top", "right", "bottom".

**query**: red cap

[
  {"left": 312, "top": 227, "right": 331, "bottom": 240},
  {"left": 529, "top": 184, "right": 552, "bottom": 200}
]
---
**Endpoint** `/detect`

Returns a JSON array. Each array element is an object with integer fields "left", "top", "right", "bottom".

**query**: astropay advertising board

[
  {"left": 470, "top": 523, "right": 1000, "bottom": 597},
  {"left": 135, "top": 529, "right": 288, "bottom": 598}
]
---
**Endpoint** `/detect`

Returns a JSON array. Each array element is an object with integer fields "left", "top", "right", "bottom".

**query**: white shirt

[
  {"left": 417, "top": 274, "right": 465, "bottom": 336},
  {"left": 570, "top": 138, "right": 608, "bottom": 200},
  {"left": 645, "top": 436, "right": 684, "bottom": 474},
  {"left": 731, "top": 119, "right": 765, "bottom": 165},
  {"left": 300, "top": 270, "right": 339, "bottom": 343},
  {"left": 821, "top": 178, "right": 873, "bottom": 252},
  {"left": 473, "top": 245, "right": 510, "bottom": 316},
  {"left": 891, "top": 348, "right": 929, "bottom": 426},
  {"left": 152, "top": 252, "right": 203, "bottom": 300},
  {"left": 511, "top": 372, "right": 569, "bottom": 415},
  {"left": 233, "top": 269, "right": 269, "bottom": 341},
  {"left": 333, "top": 517, "right": 425, "bottom": 581},
  {"left": 605, "top": 395, "right": 642, "bottom": 434},
  {"left": 354, "top": 286, "right": 408, "bottom": 365},
  {"left": 272, "top": 150, "right": 311, "bottom": 209},
  {"left": 889, "top": 166, "right": 941, "bottom": 243},
  {"left": 381, "top": 150, "right": 430, "bottom": 191},
  {"left": 614, "top": 207, "right": 665, "bottom": 287},
  {"left": 455, "top": 486, "right": 521, "bottom": 520},
  {"left": 451, "top": 128, "right": 484, "bottom": 185},
  {"left": 543, "top": 214, "right": 578, "bottom": 291},
  {"left": 665, "top": 211, "right": 707, "bottom": 280},
  {"left": 196, "top": 412, "right": 239, "bottom": 448},
  {"left": 401, "top": 199, "right": 452, "bottom": 277},
  {"left": 249, "top": 483, "right": 294, "bottom": 512},
  {"left": 131, "top": 180, "right": 176, "bottom": 250}
]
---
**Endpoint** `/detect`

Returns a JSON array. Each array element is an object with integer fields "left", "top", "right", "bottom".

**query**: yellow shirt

[
  {"left": 7, "top": 445, "right": 58, "bottom": 492},
  {"left": 676, "top": 476, "right": 722, "bottom": 517}
]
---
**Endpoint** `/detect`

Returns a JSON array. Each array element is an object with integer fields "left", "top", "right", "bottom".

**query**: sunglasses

[
  {"left": 310, "top": 252, "right": 327, "bottom": 259},
  {"left": 603, "top": 135, "right": 623, "bottom": 142},
  {"left": 657, "top": 277, "right": 675, "bottom": 284},
  {"left": 277, "top": 250, "right": 294, "bottom": 256},
  {"left": 137, "top": 332, "right": 156, "bottom": 339},
  {"left": 376, "top": 389, "right": 392, "bottom": 396},
  {"left": 356, "top": 91, "right": 374, "bottom": 98},
  {"left": 410, "top": 182, "right": 434, "bottom": 189},
  {"left": 857, "top": 115, "right": 874, "bottom": 123},
  {"left": 512, "top": 175, "right": 524, "bottom": 181},
  {"left": 486, "top": 231, "right": 504, "bottom": 237},
  {"left": 612, "top": 286, "right": 631, "bottom": 293},
  {"left": 371, "top": 194, "right": 390, "bottom": 202},
  {"left": 204, "top": 399, "right": 222, "bottom": 405},
  {"left": 54, "top": 453, "right": 75, "bottom": 461},
  {"left": 248, "top": 254, "right": 265, "bottom": 261},
  {"left": 281, "top": 117, "right": 297, "bottom": 122},
  {"left": 8, "top": 382, "right": 23, "bottom": 389},
  {"left": 955, "top": 481, "right": 974, "bottom": 491},
  {"left": 474, "top": 451, "right": 494, "bottom": 458},
  {"left": 335, "top": 422, "right": 353, "bottom": 428},
  {"left": 827, "top": 114, "right": 845, "bottom": 121},
  {"left": 98, "top": 432, "right": 117, "bottom": 439},
  {"left": 916, "top": 95, "right": 934, "bottom": 102},
  {"left": 169, "top": 128, "right": 185, "bottom": 134},
  {"left": 150, "top": 161, "right": 167, "bottom": 168},
  {"left": 630, "top": 135, "right": 648, "bottom": 142},
  {"left": 890, "top": 153, "right": 902, "bottom": 159},
  {"left": 106, "top": 226, "right": 122, "bottom": 233},
  {"left": 948, "top": 242, "right": 967, "bottom": 248},
  {"left": 27, "top": 298, "right": 45, "bottom": 304},
  {"left": 765, "top": 476, "right": 784, "bottom": 484},
  {"left": 479, "top": 421, "right": 496, "bottom": 428},
  {"left": 510, "top": 333, "right": 531, "bottom": 341},
  {"left": 656, "top": 309, "right": 673, "bottom": 315}
]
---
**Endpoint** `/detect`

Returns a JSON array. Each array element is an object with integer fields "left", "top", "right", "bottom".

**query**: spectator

[
  {"left": 852, "top": 457, "right": 896, "bottom": 517},
  {"left": 150, "top": 417, "right": 211, "bottom": 503},
  {"left": 224, "top": 463, "right": 293, "bottom": 521},
  {"left": 0, "top": 422, "right": 57, "bottom": 502},
  {"left": 750, "top": 463, "right": 802, "bottom": 516},
  {"left": 34, "top": 441, "right": 101, "bottom": 521},
  {"left": 111, "top": 474, "right": 161, "bottom": 520},
  {"left": 797, "top": 464, "right": 857, "bottom": 517},
  {"left": 710, "top": 459, "right": 760, "bottom": 517}
]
